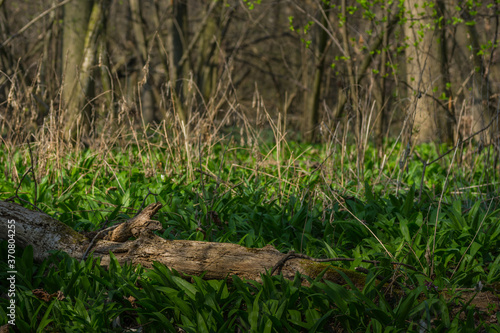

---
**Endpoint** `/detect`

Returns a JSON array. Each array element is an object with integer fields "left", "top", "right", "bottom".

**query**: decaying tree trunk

[
  {"left": 2, "top": 200, "right": 498, "bottom": 315},
  {"left": 0, "top": 201, "right": 367, "bottom": 288}
]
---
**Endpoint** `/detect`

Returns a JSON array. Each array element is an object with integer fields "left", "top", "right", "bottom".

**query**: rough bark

[
  {"left": 62, "top": 0, "right": 111, "bottom": 141},
  {"left": 304, "top": 1, "right": 329, "bottom": 143},
  {"left": 168, "top": 0, "right": 188, "bottom": 125},
  {"left": 374, "top": 5, "right": 391, "bottom": 152},
  {"left": 0, "top": 201, "right": 368, "bottom": 288},
  {"left": 195, "top": 2, "right": 220, "bottom": 103},
  {"left": 61, "top": 0, "right": 93, "bottom": 140},
  {"left": 459, "top": 7, "right": 499, "bottom": 143},
  {"left": 405, "top": 0, "right": 455, "bottom": 143},
  {"left": 98, "top": 37, "right": 112, "bottom": 112},
  {"left": 0, "top": 201, "right": 87, "bottom": 261}
]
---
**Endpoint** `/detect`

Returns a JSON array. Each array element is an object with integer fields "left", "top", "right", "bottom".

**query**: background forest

[
  {"left": 1, "top": 0, "right": 500, "bottom": 332},
  {"left": 1, "top": 0, "right": 499, "bottom": 145}
]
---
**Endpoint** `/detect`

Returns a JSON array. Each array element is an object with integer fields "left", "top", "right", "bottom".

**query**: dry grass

[{"left": 1, "top": 57, "right": 499, "bottom": 211}]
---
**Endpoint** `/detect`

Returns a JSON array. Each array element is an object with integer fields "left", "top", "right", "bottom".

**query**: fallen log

[
  {"left": 2, "top": 200, "right": 500, "bottom": 324},
  {"left": 0, "top": 200, "right": 367, "bottom": 287}
]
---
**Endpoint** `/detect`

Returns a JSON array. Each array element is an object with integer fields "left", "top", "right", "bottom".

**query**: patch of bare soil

[{"left": 444, "top": 289, "right": 499, "bottom": 326}]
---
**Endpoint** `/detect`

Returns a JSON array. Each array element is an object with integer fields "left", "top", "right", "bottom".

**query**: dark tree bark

[
  {"left": 168, "top": 0, "right": 189, "bottom": 125},
  {"left": 304, "top": 1, "right": 329, "bottom": 143}
]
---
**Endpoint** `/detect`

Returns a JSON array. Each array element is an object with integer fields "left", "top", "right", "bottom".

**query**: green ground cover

[{"left": 1, "top": 139, "right": 499, "bottom": 332}]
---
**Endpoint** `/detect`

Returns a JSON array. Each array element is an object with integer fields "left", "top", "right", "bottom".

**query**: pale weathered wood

[
  {"left": 103, "top": 202, "right": 163, "bottom": 242},
  {"left": 0, "top": 200, "right": 87, "bottom": 261},
  {"left": 0, "top": 200, "right": 365, "bottom": 286}
]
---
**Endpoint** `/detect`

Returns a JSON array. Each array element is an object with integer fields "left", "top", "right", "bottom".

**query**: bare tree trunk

[
  {"left": 168, "top": 0, "right": 188, "bottom": 125},
  {"left": 61, "top": 0, "right": 93, "bottom": 140},
  {"left": 37, "top": 0, "right": 58, "bottom": 118},
  {"left": 98, "top": 38, "right": 112, "bottom": 112},
  {"left": 374, "top": 6, "right": 391, "bottom": 153},
  {"left": 62, "top": 0, "right": 110, "bottom": 142},
  {"left": 436, "top": 0, "right": 456, "bottom": 142},
  {"left": 340, "top": 0, "right": 360, "bottom": 141},
  {"left": 405, "top": 0, "right": 455, "bottom": 143},
  {"left": 304, "top": 1, "right": 329, "bottom": 143},
  {"left": 196, "top": 4, "right": 218, "bottom": 103},
  {"left": 460, "top": 3, "right": 499, "bottom": 142}
]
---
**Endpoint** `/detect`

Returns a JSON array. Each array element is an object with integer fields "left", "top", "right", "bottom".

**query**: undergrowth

[{"left": 1, "top": 132, "right": 500, "bottom": 331}]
